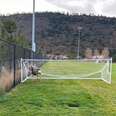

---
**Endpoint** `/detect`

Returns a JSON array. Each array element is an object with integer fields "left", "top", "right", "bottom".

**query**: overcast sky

[{"left": 0, "top": 0, "right": 116, "bottom": 17}]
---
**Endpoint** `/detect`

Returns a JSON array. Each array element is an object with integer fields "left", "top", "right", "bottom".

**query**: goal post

[
  {"left": 20, "top": 58, "right": 112, "bottom": 84},
  {"left": 101, "top": 58, "right": 112, "bottom": 84}
]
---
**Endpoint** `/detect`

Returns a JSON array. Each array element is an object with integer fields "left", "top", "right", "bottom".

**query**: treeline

[{"left": 0, "top": 12, "right": 116, "bottom": 58}]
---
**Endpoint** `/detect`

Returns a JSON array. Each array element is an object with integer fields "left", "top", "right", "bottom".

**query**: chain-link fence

[{"left": 0, "top": 39, "right": 41, "bottom": 92}]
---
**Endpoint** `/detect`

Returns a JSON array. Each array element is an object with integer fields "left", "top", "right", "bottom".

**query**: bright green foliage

[{"left": 0, "top": 64, "right": 116, "bottom": 116}]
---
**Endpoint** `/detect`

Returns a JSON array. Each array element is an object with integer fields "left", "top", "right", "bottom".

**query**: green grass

[
  {"left": 0, "top": 62, "right": 116, "bottom": 116},
  {"left": 41, "top": 60, "right": 104, "bottom": 77}
]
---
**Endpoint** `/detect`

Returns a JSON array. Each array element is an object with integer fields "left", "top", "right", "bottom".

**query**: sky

[{"left": 0, "top": 0, "right": 116, "bottom": 17}]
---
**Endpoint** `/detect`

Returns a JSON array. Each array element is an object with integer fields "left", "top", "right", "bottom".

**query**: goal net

[{"left": 21, "top": 58, "right": 112, "bottom": 84}]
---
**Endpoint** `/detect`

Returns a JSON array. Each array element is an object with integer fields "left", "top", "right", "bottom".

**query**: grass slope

[{"left": 0, "top": 63, "right": 116, "bottom": 116}]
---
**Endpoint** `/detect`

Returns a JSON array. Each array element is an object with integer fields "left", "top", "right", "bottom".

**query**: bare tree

[
  {"left": 85, "top": 48, "right": 92, "bottom": 58},
  {"left": 102, "top": 48, "right": 109, "bottom": 58},
  {"left": 93, "top": 49, "right": 100, "bottom": 57}
]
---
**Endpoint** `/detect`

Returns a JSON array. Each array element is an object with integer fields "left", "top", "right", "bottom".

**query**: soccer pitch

[
  {"left": 0, "top": 62, "right": 116, "bottom": 116},
  {"left": 41, "top": 60, "right": 104, "bottom": 78}
]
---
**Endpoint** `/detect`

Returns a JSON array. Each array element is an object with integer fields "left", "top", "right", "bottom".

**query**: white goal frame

[{"left": 21, "top": 58, "right": 112, "bottom": 84}]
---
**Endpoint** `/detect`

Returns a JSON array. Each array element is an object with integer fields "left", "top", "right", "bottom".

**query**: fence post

[
  {"left": 24, "top": 48, "right": 26, "bottom": 59},
  {"left": 13, "top": 45, "right": 16, "bottom": 87}
]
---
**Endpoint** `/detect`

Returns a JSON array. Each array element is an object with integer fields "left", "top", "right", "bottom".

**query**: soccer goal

[{"left": 21, "top": 58, "right": 112, "bottom": 84}]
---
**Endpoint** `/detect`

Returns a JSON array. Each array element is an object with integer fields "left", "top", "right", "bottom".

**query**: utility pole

[
  {"left": 77, "top": 26, "right": 82, "bottom": 59},
  {"left": 32, "top": 0, "right": 36, "bottom": 52}
]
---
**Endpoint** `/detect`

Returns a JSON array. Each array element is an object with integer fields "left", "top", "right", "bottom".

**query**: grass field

[
  {"left": 41, "top": 60, "right": 104, "bottom": 78},
  {"left": 0, "top": 62, "right": 116, "bottom": 116}
]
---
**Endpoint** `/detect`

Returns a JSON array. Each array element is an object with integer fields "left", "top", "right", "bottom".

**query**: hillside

[{"left": 0, "top": 12, "right": 116, "bottom": 58}]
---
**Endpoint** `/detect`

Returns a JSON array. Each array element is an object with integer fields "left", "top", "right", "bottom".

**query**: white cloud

[
  {"left": 45, "top": 0, "right": 116, "bottom": 17},
  {"left": 101, "top": 0, "right": 116, "bottom": 17},
  {"left": 0, "top": 0, "right": 67, "bottom": 15},
  {"left": 45, "top": 0, "right": 96, "bottom": 14},
  {"left": 35, "top": 0, "right": 67, "bottom": 13},
  {"left": 0, "top": 0, "right": 32, "bottom": 15},
  {"left": 0, "top": 0, "right": 116, "bottom": 17}
]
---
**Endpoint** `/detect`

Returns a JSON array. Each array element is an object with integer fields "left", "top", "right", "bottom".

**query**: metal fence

[{"left": 0, "top": 39, "right": 41, "bottom": 91}]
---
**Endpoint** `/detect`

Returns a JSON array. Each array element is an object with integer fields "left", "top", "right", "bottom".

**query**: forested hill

[{"left": 0, "top": 12, "right": 116, "bottom": 56}]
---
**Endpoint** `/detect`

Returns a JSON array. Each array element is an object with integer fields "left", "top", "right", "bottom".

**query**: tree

[
  {"left": 15, "top": 35, "right": 30, "bottom": 48},
  {"left": 0, "top": 19, "right": 30, "bottom": 48},
  {"left": 85, "top": 48, "right": 92, "bottom": 58},
  {"left": 0, "top": 20, "right": 17, "bottom": 61},
  {"left": 93, "top": 49, "right": 100, "bottom": 57},
  {"left": 0, "top": 19, "right": 30, "bottom": 61},
  {"left": 0, "top": 19, "right": 17, "bottom": 42},
  {"left": 101, "top": 48, "right": 109, "bottom": 58}
]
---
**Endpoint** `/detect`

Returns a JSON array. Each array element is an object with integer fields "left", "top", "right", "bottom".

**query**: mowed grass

[
  {"left": 41, "top": 60, "right": 104, "bottom": 78},
  {"left": 0, "top": 62, "right": 116, "bottom": 116}
]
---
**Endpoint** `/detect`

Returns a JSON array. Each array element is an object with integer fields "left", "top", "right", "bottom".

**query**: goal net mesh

[{"left": 21, "top": 58, "right": 112, "bottom": 84}]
